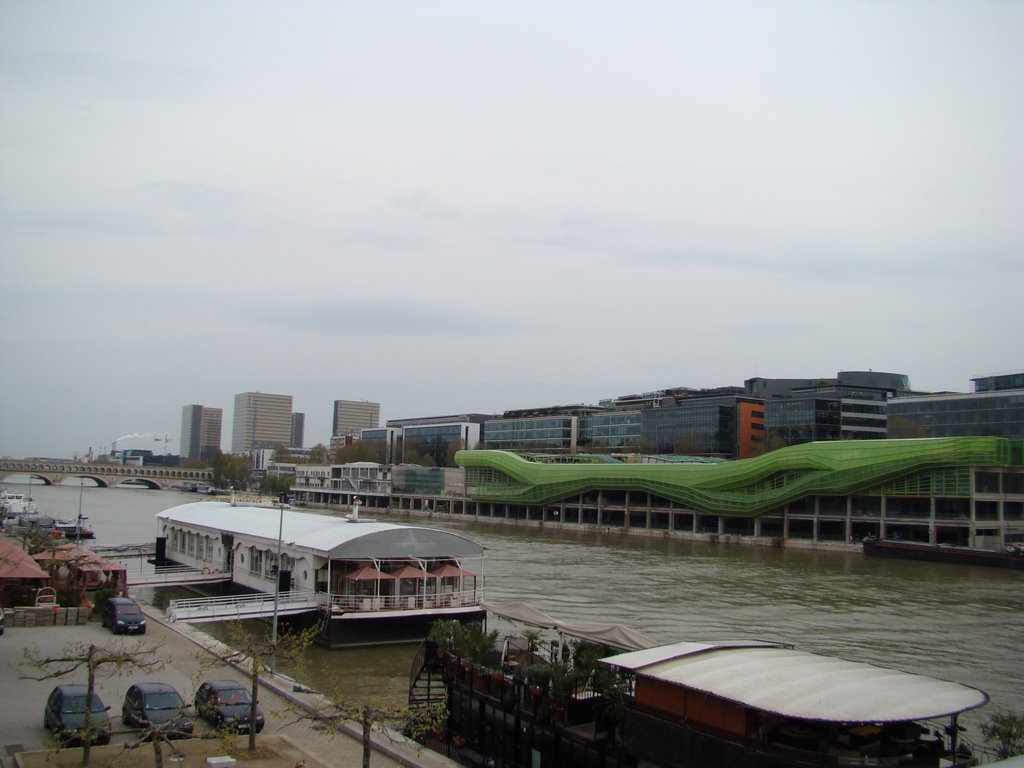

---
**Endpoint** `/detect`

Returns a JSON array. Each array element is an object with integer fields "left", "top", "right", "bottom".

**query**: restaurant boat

[{"left": 155, "top": 500, "right": 486, "bottom": 647}]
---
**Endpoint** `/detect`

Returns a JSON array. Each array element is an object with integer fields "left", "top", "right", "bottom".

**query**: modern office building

[
  {"left": 483, "top": 405, "right": 610, "bottom": 454},
  {"left": 747, "top": 371, "right": 908, "bottom": 446},
  {"left": 888, "top": 372, "right": 1024, "bottom": 439},
  {"left": 291, "top": 412, "right": 305, "bottom": 449},
  {"left": 639, "top": 392, "right": 764, "bottom": 458},
  {"left": 354, "top": 427, "right": 400, "bottom": 464},
  {"left": 180, "top": 404, "right": 222, "bottom": 462},
  {"left": 482, "top": 390, "right": 761, "bottom": 459},
  {"left": 332, "top": 400, "right": 381, "bottom": 438},
  {"left": 387, "top": 414, "right": 489, "bottom": 466},
  {"left": 231, "top": 392, "right": 293, "bottom": 453}
]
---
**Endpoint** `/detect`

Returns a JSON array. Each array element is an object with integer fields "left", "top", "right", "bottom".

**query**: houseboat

[
  {"left": 155, "top": 500, "right": 486, "bottom": 647},
  {"left": 602, "top": 641, "right": 988, "bottom": 768},
  {"left": 425, "top": 630, "right": 990, "bottom": 768}
]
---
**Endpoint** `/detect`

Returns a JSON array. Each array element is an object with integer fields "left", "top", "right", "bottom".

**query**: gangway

[
  {"left": 126, "top": 565, "right": 233, "bottom": 588},
  {"left": 167, "top": 590, "right": 322, "bottom": 623}
]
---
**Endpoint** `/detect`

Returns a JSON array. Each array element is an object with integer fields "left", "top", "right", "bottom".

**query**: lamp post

[{"left": 270, "top": 494, "right": 286, "bottom": 675}]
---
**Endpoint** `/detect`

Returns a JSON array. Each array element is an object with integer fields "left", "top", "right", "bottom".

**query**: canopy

[
  {"left": 483, "top": 600, "right": 655, "bottom": 652},
  {"left": 389, "top": 565, "right": 428, "bottom": 579},
  {"left": 431, "top": 564, "right": 475, "bottom": 578},
  {"left": 343, "top": 566, "right": 394, "bottom": 581},
  {"left": 603, "top": 642, "right": 989, "bottom": 723},
  {"left": 31, "top": 544, "right": 126, "bottom": 574},
  {"left": 0, "top": 538, "right": 50, "bottom": 580}
]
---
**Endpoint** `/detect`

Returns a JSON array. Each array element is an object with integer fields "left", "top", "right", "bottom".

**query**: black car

[
  {"left": 194, "top": 680, "right": 265, "bottom": 734},
  {"left": 44, "top": 685, "right": 112, "bottom": 746},
  {"left": 121, "top": 682, "right": 194, "bottom": 738},
  {"left": 101, "top": 597, "right": 147, "bottom": 635}
]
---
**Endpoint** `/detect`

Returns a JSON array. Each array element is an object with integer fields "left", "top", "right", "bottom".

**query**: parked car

[
  {"left": 101, "top": 597, "right": 147, "bottom": 635},
  {"left": 194, "top": 679, "right": 265, "bottom": 734},
  {"left": 0, "top": 606, "right": 5, "bottom": 634},
  {"left": 44, "top": 685, "right": 112, "bottom": 746},
  {"left": 121, "top": 682, "right": 194, "bottom": 738}
]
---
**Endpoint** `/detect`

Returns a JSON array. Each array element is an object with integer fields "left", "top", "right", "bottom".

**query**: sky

[{"left": 1, "top": 1, "right": 1021, "bottom": 459}]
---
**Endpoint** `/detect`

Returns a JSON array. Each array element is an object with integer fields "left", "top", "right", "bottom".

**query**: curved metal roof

[
  {"left": 603, "top": 641, "right": 988, "bottom": 723},
  {"left": 156, "top": 502, "right": 484, "bottom": 560}
]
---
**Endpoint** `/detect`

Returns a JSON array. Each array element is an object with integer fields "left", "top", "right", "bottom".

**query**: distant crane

[{"left": 154, "top": 434, "right": 176, "bottom": 454}]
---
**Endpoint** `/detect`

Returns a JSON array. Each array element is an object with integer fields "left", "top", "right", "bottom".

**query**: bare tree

[
  {"left": 20, "top": 639, "right": 165, "bottom": 767},
  {"left": 196, "top": 620, "right": 321, "bottom": 753},
  {"left": 300, "top": 698, "right": 446, "bottom": 768}
]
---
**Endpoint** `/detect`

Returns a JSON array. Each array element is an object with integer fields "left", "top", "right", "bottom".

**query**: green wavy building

[{"left": 454, "top": 437, "right": 1024, "bottom": 548}]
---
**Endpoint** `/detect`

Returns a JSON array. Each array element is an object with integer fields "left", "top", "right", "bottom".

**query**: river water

[{"left": 10, "top": 480, "right": 1023, "bottom": 744}]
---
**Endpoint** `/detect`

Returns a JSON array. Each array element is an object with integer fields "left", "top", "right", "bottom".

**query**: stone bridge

[{"left": 0, "top": 459, "right": 213, "bottom": 490}]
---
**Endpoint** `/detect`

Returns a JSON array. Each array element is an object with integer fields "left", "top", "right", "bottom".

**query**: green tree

[
  {"left": 336, "top": 441, "right": 386, "bottom": 464},
  {"left": 20, "top": 639, "right": 164, "bottom": 766},
  {"left": 981, "top": 711, "right": 1024, "bottom": 760},
  {"left": 211, "top": 450, "right": 252, "bottom": 490},
  {"left": 260, "top": 473, "right": 295, "bottom": 497},
  {"left": 307, "top": 443, "right": 329, "bottom": 464},
  {"left": 888, "top": 416, "right": 930, "bottom": 439}
]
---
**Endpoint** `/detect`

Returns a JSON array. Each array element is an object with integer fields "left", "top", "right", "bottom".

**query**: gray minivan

[{"left": 101, "top": 597, "right": 147, "bottom": 634}]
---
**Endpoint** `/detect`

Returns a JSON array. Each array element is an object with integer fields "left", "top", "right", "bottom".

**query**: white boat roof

[
  {"left": 157, "top": 502, "right": 484, "bottom": 560},
  {"left": 603, "top": 641, "right": 988, "bottom": 723}
]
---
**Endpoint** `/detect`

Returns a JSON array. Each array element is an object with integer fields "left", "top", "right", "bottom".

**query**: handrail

[{"left": 319, "top": 588, "right": 482, "bottom": 613}]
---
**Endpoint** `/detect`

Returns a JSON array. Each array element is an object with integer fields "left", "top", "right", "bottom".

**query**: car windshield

[
  {"left": 217, "top": 689, "right": 250, "bottom": 705},
  {"left": 63, "top": 694, "right": 106, "bottom": 714},
  {"left": 144, "top": 692, "right": 184, "bottom": 710}
]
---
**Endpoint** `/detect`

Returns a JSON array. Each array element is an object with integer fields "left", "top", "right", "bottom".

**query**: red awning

[
  {"left": 389, "top": 565, "right": 428, "bottom": 579},
  {"left": 31, "top": 544, "right": 126, "bottom": 573},
  {"left": 343, "top": 565, "right": 395, "bottom": 581},
  {"left": 430, "top": 564, "right": 475, "bottom": 578},
  {"left": 0, "top": 539, "right": 51, "bottom": 580}
]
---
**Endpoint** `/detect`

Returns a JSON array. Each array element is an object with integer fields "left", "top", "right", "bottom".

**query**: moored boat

[
  {"left": 862, "top": 536, "right": 1024, "bottom": 570},
  {"left": 155, "top": 500, "right": 486, "bottom": 648},
  {"left": 415, "top": 603, "right": 991, "bottom": 768}
]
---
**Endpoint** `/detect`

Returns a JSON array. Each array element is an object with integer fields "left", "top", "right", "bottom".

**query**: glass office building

[{"left": 888, "top": 390, "right": 1024, "bottom": 439}]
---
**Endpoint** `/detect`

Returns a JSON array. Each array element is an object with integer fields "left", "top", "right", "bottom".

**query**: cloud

[{"left": 253, "top": 301, "right": 518, "bottom": 338}]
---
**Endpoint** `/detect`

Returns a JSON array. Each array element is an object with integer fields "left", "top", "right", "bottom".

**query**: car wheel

[{"left": 122, "top": 708, "right": 130, "bottom": 726}]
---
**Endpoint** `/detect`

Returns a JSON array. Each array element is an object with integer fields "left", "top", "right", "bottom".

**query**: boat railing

[{"left": 320, "top": 588, "right": 482, "bottom": 613}]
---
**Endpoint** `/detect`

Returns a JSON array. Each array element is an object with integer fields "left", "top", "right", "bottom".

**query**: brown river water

[{"left": 12, "top": 481, "right": 1023, "bottom": 745}]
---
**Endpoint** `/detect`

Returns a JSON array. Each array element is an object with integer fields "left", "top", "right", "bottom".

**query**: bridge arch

[{"left": 0, "top": 460, "right": 213, "bottom": 491}]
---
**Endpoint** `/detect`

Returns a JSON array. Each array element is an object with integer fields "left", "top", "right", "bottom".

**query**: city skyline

[
  {"left": 1, "top": 367, "right": 1017, "bottom": 460},
  {"left": 1, "top": 2, "right": 1020, "bottom": 459}
]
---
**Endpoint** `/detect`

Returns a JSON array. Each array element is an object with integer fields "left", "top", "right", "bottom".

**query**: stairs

[{"left": 408, "top": 640, "right": 449, "bottom": 706}]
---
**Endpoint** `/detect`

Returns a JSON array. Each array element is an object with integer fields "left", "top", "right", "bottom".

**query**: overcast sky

[{"left": 1, "top": 1, "right": 1021, "bottom": 459}]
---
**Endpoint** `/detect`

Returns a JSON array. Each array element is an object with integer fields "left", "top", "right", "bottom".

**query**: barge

[
  {"left": 155, "top": 500, "right": 486, "bottom": 647},
  {"left": 863, "top": 536, "right": 1024, "bottom": 570}
]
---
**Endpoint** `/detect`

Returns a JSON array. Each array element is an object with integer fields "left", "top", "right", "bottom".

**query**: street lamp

[{"left": 270, "top": 493, "right": 287, "bottom": 674}]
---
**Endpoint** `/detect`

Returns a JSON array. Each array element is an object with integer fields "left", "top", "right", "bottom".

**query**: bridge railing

[
  {"left": 167, "top": 590, "right": 319, "bottom": 622},
  {"left": 125, "top": 564, "right": 231, "bottom": 586}
]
